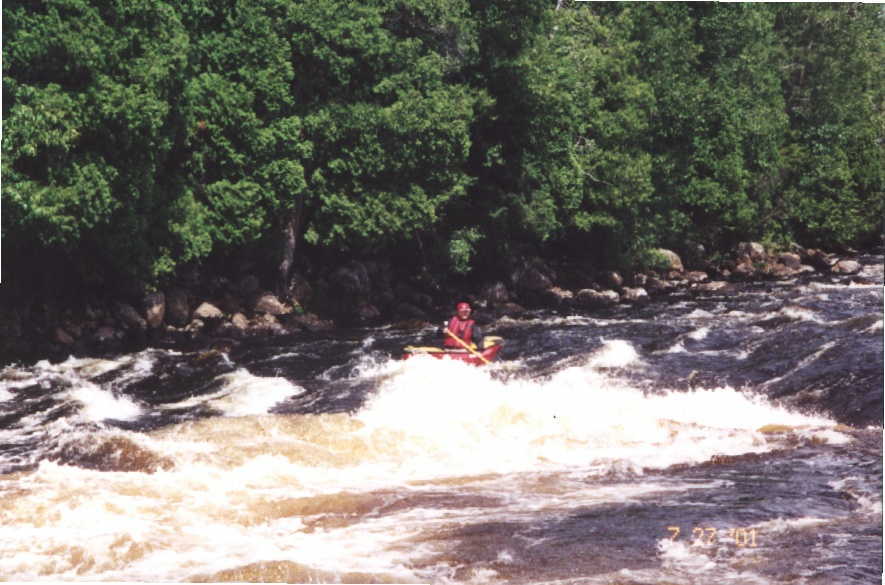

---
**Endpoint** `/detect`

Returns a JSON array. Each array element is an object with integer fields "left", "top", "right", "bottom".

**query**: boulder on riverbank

[
  {"left": 621, "top": 287, "right": 649, "bottom": 304},
  {"left": 831, "top": 259, "right": 861, "bottom": 275},
  {"left": 724, "top": 242, "right": 839, "bottom": 281},
  {"left": 653, "top": 249, "right": 684, "bottom": 272},
  {"left": 575, "top": 288, "right": 619, "bottom": 309},
  {"left": 542, "top": 287, "right": 575, "bottom": 308},
  {"left": 514, "top": 261, "right": 555, "bottom": 294},
  {"left": 193, "top": 302, "right": 223, "bottom": 321},
  {"left": 253, "top": 292, "right": 291, "bottom": 316},
  {"left": 1, "top": 241, "right": 877, "bottom": 366}
]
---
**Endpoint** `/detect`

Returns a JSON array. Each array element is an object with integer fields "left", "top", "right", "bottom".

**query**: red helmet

[{"left": 456, "top": 302, "right": 471, "bottom": 311}]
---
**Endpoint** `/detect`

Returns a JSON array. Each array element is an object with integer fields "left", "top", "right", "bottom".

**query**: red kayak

[{"left": 401, "top": 337, "right": 503, "bottom": 366}]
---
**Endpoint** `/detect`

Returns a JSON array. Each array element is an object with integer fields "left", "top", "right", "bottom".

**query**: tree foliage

[
  {"left": 775, "top": 4, "right": 884, "bottom": 249},
  {"left": 2, "top": 1, "right": 881, "bottom": 299}
]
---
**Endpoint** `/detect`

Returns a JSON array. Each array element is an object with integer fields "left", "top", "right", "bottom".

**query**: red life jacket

[{"left": 445, "top": 316, "right": 475, "bottom": 348}]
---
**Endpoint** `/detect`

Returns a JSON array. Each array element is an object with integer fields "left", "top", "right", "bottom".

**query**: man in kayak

[{"left": 442, "top": 301, "right": 483, "bottom": 350}]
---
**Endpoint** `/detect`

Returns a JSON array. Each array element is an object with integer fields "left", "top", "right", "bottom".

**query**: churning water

[{"left": 0, "top": 253, "right": 881, "bottom": 584}]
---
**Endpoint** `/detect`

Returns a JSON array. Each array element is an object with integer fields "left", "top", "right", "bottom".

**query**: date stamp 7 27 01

[{"left": 666, "top": 526, "right": 759, "bottom": 547}]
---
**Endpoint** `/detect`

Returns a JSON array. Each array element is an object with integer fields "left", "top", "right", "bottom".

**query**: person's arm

[{"left": 439, "top": 319, "right": 451, "bottom": 341}]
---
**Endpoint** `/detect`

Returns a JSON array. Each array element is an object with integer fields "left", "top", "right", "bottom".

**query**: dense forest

[{"left": 3, "top": 0, "right": 883, "bottom": 306}]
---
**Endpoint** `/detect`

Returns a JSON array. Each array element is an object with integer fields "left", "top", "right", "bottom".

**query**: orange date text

[{"left": 666, "top": 526, "right": 759, "bottom": 547}]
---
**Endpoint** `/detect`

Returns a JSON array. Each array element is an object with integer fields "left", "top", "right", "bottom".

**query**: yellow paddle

[{"left": 444, "top": 328, "right": 491, "bottom": 365}]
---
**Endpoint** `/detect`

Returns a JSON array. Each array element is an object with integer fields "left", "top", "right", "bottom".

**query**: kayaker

[{"left": 442, "top": 301, "right": 483, "bottom": 349}]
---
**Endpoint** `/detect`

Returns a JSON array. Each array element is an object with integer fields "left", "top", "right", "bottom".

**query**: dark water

[{"left": 0, "top": 253, "right": 881, "bottom": 583}]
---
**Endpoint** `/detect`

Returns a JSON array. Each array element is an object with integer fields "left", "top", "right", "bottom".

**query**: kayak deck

[{"left": 401, "top": 339, "right": 503, "bottom": 366}]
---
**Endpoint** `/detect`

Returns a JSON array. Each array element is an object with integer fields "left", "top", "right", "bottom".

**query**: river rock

[
  {"left": 193, "top": 302, "right": 223, "bottom": 321},
  {"left": 143, "top": 292, "right": 165, "bottom": 329},
  {"left": 288, "top": 313, "right": 334, "bottom": 332},
  {"left": 52, "top": 435, "right": 175, "bottom": 474},
  {"left": 697, "top": 281, "right": 729, "bottom": 292},
  {"left": 645, "top": 277, "right": 675, "bottom": 294},
  {"left": 777, "top": 252, "right": 802, "bottom": 269},
  {"left": 184, "top": 319, "right": 205, "bottom": 337},
  {"left": 254, "top": 292, "right": 290, "bottom": 315},
  {"left": 575, "top": 289, "right": 619, "bottom": 308},
  {"left": 653, "top": 249, "right": 684, "bottom": 272},
  {"left": 788, "top": 241, "right": 806, "bottom": 255},
  {"left": 543, "top": 287, "right": 574, "bottom": 307},
  {"left": 600, "top": 271, "right": 624, "bottom": 289},
  {"left": 251, "top": 313, "right": 282, "bottom": 332},
  {"left": 621, "top": 287, "right": 649, "bottom": 304},
  {"left": 116, "top": 303, "right": 147, "bottom": 331},
  {"left": 166, "top": 288, "right": 191, "bottom": 327},
  {"left": 805, "top": 248, "right": 835, "bottom": 271},
  {"left": 212, "top": 321, "right": 243, "bottom": 339},
  {"left": 732, "top": 260, "right": 756, "bottom": 280},
  {"left": 765, "top": 263, "right": 798, "bottom": 279},
  {"left": 231, "top": 313, "right": 249, "bottom": 331},
  {"left": 685, "top": 271, "right": 709, "bottom": 284},
  {"left": 737, "top": 242, "right": 767, "bottom": 262},
  {"left": 831, "top": 260, "right": 861, "bottom": 275}
]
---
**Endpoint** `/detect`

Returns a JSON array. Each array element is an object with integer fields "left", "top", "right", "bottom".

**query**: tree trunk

[{"left": 277, "top": 196, "right": 305, "bottom": 299}]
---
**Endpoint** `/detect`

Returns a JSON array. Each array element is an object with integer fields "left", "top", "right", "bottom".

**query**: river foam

[
  {"left": 166, "top": 368, "right": 304, "bottom": 416},
  {"left": 0, "top": 321, "right": 872, "bottom": 583}
]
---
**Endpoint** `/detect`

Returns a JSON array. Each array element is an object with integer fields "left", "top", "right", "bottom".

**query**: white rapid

[{"left": 0, "top": 340, "right": 847, "bottom": 583}]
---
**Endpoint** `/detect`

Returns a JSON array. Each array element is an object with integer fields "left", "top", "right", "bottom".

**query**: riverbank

[{"left": 0, "top": 242, "right": 877, "bottom": 367}]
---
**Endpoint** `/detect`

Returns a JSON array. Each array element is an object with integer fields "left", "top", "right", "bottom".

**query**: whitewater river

[{"left": 1, "top": 253, "right": 882, "bottom": 584}]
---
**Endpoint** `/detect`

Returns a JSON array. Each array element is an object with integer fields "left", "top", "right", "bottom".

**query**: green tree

[
  {"left": 177, "top": 0, "right": 309, "bottom": 291},
  {"left": 280, "top": 0, "right": 483, "bottom": 287},
  {"left": 633, "top": 3, "right": 787, "bottom": 255},
  {"left": 454, "top": 0, "right": 549, "bottom": 260},
  {"left": 775, "top": 3, "right": 884, "bottom": 249},
  {"left": 3, "top": 0, "right": 190, "bottom": 289},
  {"left": 520, "top": 3, "right": 655, "bottom": 266},
  {"left": 3, "top": 0, "right": 311, "bottom": 293}
]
